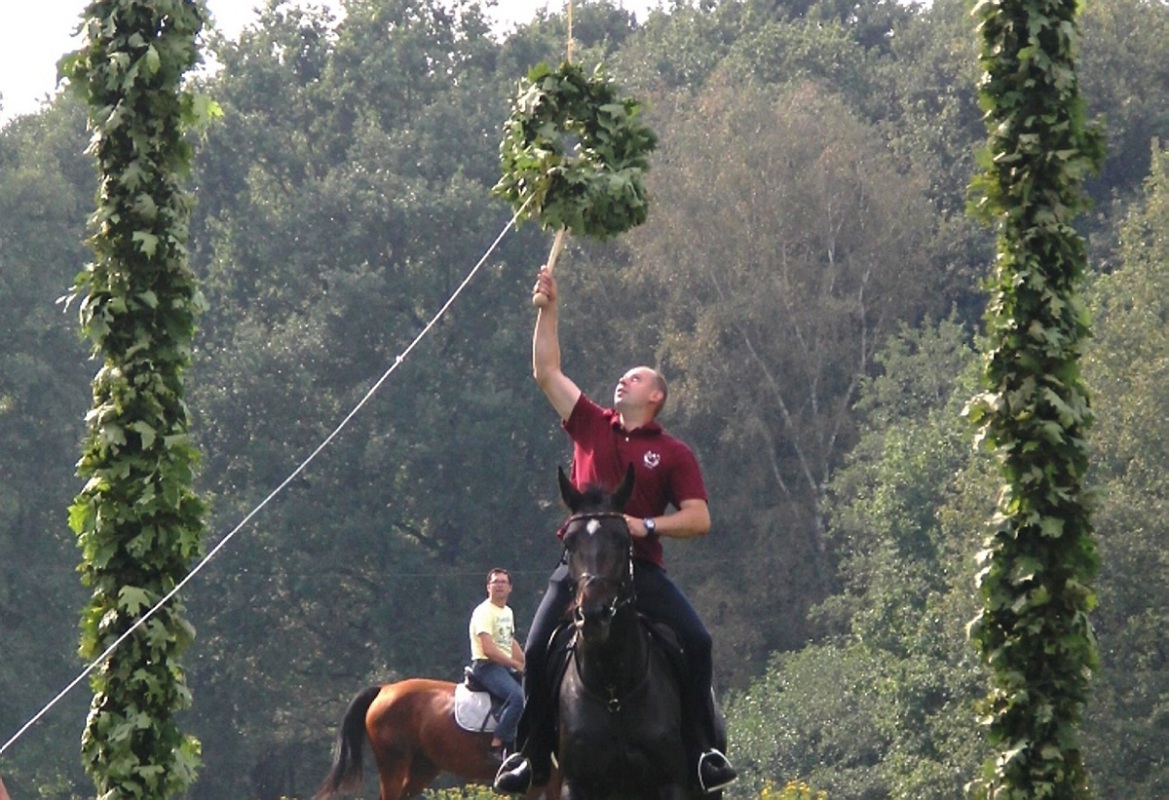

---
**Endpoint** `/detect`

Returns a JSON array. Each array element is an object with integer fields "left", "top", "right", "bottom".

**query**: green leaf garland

[
  {"left": 493, "top": 61, "right": 658, "bottom": 240},
  {"left": 63, "top": 0, "right": 210, "bottom": 796},
  {"left": 965, "top": 0, "right": 1104, "bottom": 795}
]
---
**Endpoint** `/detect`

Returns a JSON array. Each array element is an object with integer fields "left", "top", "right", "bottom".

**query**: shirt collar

[{"left": 603, "top": 406, "right": 662, "bottom": 436}]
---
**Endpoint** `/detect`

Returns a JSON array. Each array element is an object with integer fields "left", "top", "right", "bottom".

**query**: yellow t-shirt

[{"left": 469, "top": 599, "right": 516, "bottom": 661}]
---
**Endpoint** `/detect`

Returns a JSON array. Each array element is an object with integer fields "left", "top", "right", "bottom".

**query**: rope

[{"left": 0, "top": 195, "right": 533, "bottom": 759}]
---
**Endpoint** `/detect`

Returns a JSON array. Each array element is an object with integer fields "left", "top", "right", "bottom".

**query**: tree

[
  {"left": 727, "top": 319, "right": 991, "bottom": 800},
  {"left": 1078, "top": 0, "right": 1169, "bottom": 201},
  {"left": 606, "top": 76, "right": 943, "bottom": 672},
  {"left": 964, "top": 0, "right": 1104, "bottom": 793},
  {"left": 61, "top": 0, "right": 212, "bottom": 794},
  {"left": 0, "top": 100, "right": 95, "bottom": 797},
  {"left": 1080, "top": 142, "right": 1169, "bottom": 797}
]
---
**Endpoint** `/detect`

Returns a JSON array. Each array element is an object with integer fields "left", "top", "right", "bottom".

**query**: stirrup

[
  {"left": 494, "top": 753, "right": 533, "bottom": 795},
  {"left": 697, "top": 749, "right": 738, "bottom": 793}
]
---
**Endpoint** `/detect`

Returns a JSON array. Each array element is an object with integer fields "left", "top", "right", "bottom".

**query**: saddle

[
  {"left": 453, "top": 666, "right": 504, "bottom": 733},
  {"left": 641, "top": 616, "right": 687, "bottom": 682}
]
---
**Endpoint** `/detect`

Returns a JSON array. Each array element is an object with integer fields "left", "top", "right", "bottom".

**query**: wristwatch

[{"left": 643, "top": 517, "right": 656, "bottom": 534}]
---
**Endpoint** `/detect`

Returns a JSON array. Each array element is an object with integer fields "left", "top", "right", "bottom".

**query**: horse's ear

[
  {"left": 559, "top": 466, "right": 583, "bottom": 511},
  {"left": 613, "top": 464, "right": 635, "bottom": 511}
]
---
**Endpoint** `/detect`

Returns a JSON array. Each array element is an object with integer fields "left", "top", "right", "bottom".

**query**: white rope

[{"left": 0, "top": 196, "right": 533, "bottom": 758}]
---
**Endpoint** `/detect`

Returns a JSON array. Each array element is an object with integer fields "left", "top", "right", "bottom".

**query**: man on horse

[
  {"left": 494, "top": 267, "right": 738, "bottom": 795},
  {"left": 469, "top": 567, "right": 526, "bottom": 761}
]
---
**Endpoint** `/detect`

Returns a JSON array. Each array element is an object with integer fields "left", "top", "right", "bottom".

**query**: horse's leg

[
  {"left": 559, "top": 780, "right": 583, "bottom": 800},
  {"left": 531, "top": 767, "right": 561, "bottom": 800},
  {"left": 371, "top": 749, "right": 412, "bottom": 800},
  {"left": 396, "top": 751, "right": 440, "bottom": 800}
]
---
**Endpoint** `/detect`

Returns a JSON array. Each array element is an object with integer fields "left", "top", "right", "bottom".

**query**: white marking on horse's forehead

[{"left": 586, "top": 519, "right": 601, "bottom": 536}]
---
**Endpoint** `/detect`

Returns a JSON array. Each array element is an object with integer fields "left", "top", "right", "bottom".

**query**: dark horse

[
  {"left": 313, "top": 679, "right": 557, "bottom": 800},
  {"left": 556, "top": 466, "right": 703, "bottom": 800}
]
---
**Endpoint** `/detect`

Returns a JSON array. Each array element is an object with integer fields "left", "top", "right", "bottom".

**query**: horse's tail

[{"left": 313, "top": 685, "right": 382, "bottom": 800}]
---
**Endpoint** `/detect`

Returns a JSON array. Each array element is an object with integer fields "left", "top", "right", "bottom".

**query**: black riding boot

[
  {"left": 497, "top": 563, "right": 572, "bottom": 794},
  {"left": 686, "top": 686, "right": 738, "bottom": 793},
  {"left": 493, "top": 711, "right": 552, "bottom": 794},
  {"left": 494, "top": 669, "right": 554, "bottom": 794}
]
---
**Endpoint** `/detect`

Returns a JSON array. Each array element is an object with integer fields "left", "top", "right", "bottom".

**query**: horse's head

[{"left": 558, "top": 465, "right": 635, "bottom": 641}]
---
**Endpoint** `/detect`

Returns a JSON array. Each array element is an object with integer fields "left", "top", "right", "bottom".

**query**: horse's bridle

[
  {"left": 563, "top": 511, "right": 636, "bottom": 622},
  {"left": 563, "top": 511, "right": 652, "bottom": 712}
]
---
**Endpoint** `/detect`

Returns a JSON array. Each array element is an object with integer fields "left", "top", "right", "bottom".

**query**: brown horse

[{"left": 313, "top": 678, "right": 557, "bottom": 800}]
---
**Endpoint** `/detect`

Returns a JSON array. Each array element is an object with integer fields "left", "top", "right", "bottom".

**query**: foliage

[
  {"left": 727, "top": 319, "right": 990, "bottom": 800},
  {"left": 965, "top": 0, "right": 1105, "bottom": 795},
  {"left": 170, "top": 2, "right": 560, "bottom": 794},
  {"left": 720, "top": 17, "right": 872, "bottom": 106},
  {"left": 423, "top": 786, "right": 502, "bottom": 800},
  {"left": 0, "top": 99, "right": 95, "bottom": 797},
  {"left": 1080, "top": 142, "right": 1169, "bottom": 797},
  {"left": 493, "top": 60, "right": 657, "bottom": 238},
  {"left": 762, "top": 780, "right": 829, "bottom": 800},
  {"left": 1078, "top": 0, "right": 1169, "bottom": 199},
  {"left": 59, "top": 0, "right": 213, "bottom": 795}
]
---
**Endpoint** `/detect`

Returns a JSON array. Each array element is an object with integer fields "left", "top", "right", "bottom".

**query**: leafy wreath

[{"left": 492, "top": 61, "right": 658, "bottom": 240}]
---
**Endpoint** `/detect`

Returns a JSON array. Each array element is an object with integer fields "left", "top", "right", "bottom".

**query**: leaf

[
  {"left": 118, "top": 586, "right": 153, "bottom": 615},
  {"left": 132, "top": 230, "right": 159, "bottom": 257},
  {"left": 100, "top": 423, "right": 127, "bottom": 449},
  {"left": 182, "top": 92, "right": 223, "bottom": 130},
  {"left": 69, "top": 499, "right": 96, "bottom": 535},
  {"left": 144, "top": 44, "right": 160, "bottom": 75}
]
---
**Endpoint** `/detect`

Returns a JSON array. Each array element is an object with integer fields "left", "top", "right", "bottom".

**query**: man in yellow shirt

[{"left": 469, "top": 568, "right": 525, "bottom": 760}]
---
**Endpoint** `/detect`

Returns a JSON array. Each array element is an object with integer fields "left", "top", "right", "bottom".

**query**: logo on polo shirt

[{"left": 644, "top": 451, "right": 661, "bottom": 469}]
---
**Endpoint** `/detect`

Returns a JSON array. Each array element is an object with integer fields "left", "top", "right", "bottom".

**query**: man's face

[
  {"left": 487, "top": 573, "right": 512, "bottom": 604},
  {"left": 614, "top": 367, "right": 659, "bottom": 410}
]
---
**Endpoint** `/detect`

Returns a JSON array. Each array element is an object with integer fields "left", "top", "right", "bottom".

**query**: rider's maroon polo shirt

[{"left": 562, "top": 393, "right": 708, "bottom": 568}]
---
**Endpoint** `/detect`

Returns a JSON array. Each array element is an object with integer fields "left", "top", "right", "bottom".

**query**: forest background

[{"left": 2, "top": 0, "right": 1169, "bottom": 797}]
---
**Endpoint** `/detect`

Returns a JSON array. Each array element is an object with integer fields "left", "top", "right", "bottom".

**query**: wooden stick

[
  {"left": 533, "top": 228, "right": 567, "bottom": 307},
  {"left": 567, "top": 0, "right": 574, "bottom": 64},
  {"left": 534, "top": 4, "right": 573, "bottom": 308}
]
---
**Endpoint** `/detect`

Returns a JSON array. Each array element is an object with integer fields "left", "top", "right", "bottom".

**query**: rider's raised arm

[{"left": 532, "top": 267, "right": 581, "bottom": 422}]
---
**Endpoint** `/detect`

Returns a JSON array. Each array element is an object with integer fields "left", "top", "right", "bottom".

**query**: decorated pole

[
  {"left": 61, "top": 0, "right": 211, "bottom": 795},
  {"left": 965, "top": 0, "right": 1104, "bottom": 794}
]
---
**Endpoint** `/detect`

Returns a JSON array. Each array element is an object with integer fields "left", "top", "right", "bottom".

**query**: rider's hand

[
  {"left": 533, "top": 268, "right": 557, "bottom": 306},
  {"left": 625, "top": 515, "right": 649, "bottom": 538}
]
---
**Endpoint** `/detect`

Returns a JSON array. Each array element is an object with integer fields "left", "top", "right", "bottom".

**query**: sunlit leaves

[
  {"left": 493, "top": 60, "right": 657, "bottom": 239},
  {"left": 64, "top": 0, "right": 209, "bottom": 796}
]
